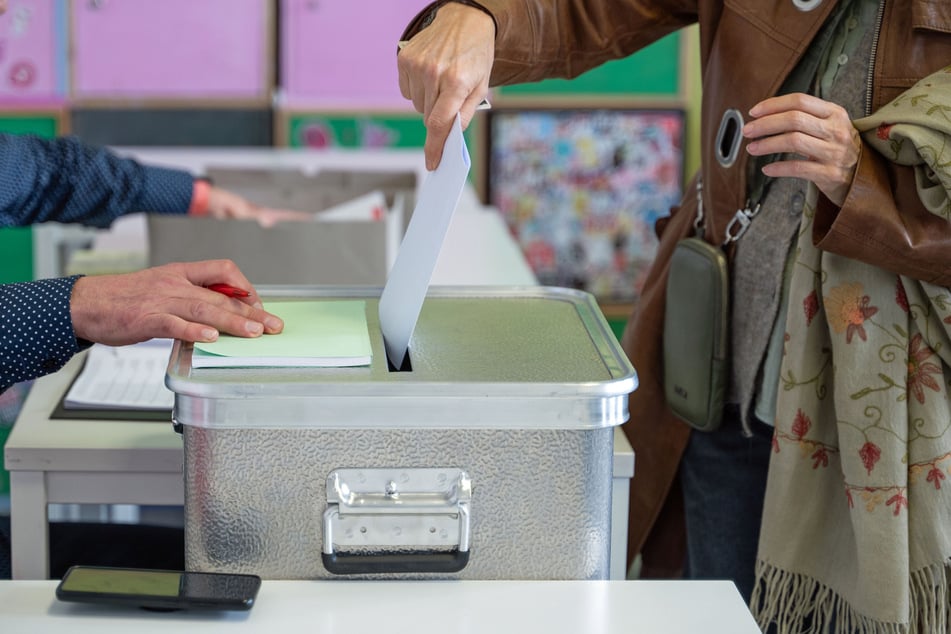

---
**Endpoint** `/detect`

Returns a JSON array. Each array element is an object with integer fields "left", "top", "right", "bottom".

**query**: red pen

[{"left": 207, "top": 283, "right": 251, "bottom": 298}]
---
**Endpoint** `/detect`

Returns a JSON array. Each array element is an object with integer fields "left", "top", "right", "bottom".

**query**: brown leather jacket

[{"left": 407, "top": 0, "right": 951, "bottom": 575}]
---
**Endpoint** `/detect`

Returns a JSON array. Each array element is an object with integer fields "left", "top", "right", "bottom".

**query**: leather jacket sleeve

[
  {"left": 814, "top": 142, "right": 951, "bottom": 287},
  {"left": 402, "top": 0, "right": 951, "bottom": 287},
  {"left": 475, "top": 0, "right": 951, "bottom": 288},
  {"left": 405, "top": 0, "right": 697, "bottom": 87}
]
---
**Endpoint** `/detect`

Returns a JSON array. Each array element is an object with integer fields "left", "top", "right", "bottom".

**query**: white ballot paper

[
  {"left": 65, "top": 339, "right": 174, "bottom": 410},
  {"left": 378, "top": 114, "right": 470, "bottom": 368}
]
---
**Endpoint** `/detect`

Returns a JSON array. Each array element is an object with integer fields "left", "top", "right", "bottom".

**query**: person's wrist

[
  {"left": 188, "top": 179, "right": 211, "bottom": 217},
  {"left": 68, "top": 274, "right": 94, "bottom": 348},
  {"left": 401, "top": 0, "right": 496, "bottom": 42},
  {"left": 443, "top": 1, "right": 496, "bottom": 33}
]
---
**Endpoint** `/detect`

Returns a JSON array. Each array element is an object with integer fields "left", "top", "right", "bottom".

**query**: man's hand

[
  {"left": 70, "top": 260, "right": 285, "bottom": 346},
  {"left": 397, "top": 2, "right": 495, "bottom": 170},
  {"left": 206, "top": 186, "right": 312, "bottom": 227},
  {"left": 744, "top": 93, "right": 861, "bottom": 207}
]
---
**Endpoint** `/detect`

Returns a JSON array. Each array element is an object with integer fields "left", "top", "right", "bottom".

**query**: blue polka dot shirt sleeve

[
  {"left": 0, "top": 133, "right": 194, "bottom": 228},
  {"left": 0, "top": 275, "right": 87, "bottom": 392}
]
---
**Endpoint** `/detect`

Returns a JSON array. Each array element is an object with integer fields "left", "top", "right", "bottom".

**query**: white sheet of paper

[
  {"left": 65, "top": 339, "right": 174, "bottom": 411},
  {"left": 378, "top": 114, "right": 471, "bottom": 368},
  {"left": 314, "top": 190, "right": 387, "bottom": 222}
]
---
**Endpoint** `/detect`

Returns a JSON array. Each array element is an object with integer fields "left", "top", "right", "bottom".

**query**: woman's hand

[
  {"left": 744, "top": 93, "right": 861, "bottom": 206},
  {"left": 397, "top": 2, "right": 495, "bottom": 170}
]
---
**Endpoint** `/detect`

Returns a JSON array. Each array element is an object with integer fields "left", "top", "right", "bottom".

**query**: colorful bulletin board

[{"left": 484, "top": 107, "right": 685, "bottom": 304}]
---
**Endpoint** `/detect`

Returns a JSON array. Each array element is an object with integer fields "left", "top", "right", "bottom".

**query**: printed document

[{"left": 65, "top": 339, "right": 174, "bottom": 410}]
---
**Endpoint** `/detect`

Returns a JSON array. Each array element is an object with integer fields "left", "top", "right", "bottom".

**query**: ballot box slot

[{"left": 386, "top": 348, "right": 413, "bottom": 373}]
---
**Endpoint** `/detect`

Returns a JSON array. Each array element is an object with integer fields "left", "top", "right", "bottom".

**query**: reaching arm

[
  {"left": 0, "top": 134, "right": 194, "bottom": 228},
  {"left": 0, "top": 260, "right": 285, "bottom": 393},
  {"left": 397, "top": 0, "right": 694, "bottom": 169},
  {"left": 0, "top": 134, "right": 313, "bottom": 229}
]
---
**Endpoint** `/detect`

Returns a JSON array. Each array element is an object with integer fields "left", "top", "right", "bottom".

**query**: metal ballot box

[{"left": 166, "top": 286, "right": 637, "bottom": 580}]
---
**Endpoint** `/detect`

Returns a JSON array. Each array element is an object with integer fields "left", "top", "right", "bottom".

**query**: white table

[
  {"left": 0, "top": 580, "right": 761, "bottom": 633},
  {"left": 4, "top": 355, "right": 634, "bottom": 580},
  {"left": 4, "top": 354, "right": 184, "bottom": 580}
]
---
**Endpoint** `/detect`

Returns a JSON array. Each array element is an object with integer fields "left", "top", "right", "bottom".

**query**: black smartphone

[{"left": 55, "top": 565, "right": 261, "bottom": 612}]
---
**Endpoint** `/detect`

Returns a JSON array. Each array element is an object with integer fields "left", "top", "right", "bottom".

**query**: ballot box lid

[{"left": 166, "top": 286, "right": 637, "bottom": 430}]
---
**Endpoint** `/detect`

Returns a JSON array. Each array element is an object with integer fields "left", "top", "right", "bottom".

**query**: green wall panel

[
  {"left": 285, "top": 113, "right": 481, "bottom": 185},
  {"left": 0, "top": 227, "right": 33, "bottom": 283},
  {"left": 287, "top": 114, "right": 428, "bottom": 149},
  {"left": 287, "top": 113, "right": 479, "bottom": 149},
  {"left": 0, "top": 115, "right": 58, "bottom": 138},
  {"left": 0, "top": 114, "right": 61, "bottom": 283},
  {"left": 498, "top": 33, "right": 680, "bottom": 97}
]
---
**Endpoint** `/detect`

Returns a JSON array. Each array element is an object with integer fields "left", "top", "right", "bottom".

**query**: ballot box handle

[
  {"left": 322, "top": 549, "right": 470, "bottom": 575},
  {"left": 322, "top": 468, "right": 473, "bottom": 575}
]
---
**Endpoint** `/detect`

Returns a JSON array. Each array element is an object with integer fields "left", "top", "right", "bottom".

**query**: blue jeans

[{"left": 678, "top": 406, "right": 773, "bottom": 604}]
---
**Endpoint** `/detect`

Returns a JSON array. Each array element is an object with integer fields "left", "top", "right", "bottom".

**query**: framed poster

[
  {"left": 282, "top": 112, "right": 427, "bottom": 149},
  {"left": 484, "top": 107, "right": 685, "bottom": 303}
]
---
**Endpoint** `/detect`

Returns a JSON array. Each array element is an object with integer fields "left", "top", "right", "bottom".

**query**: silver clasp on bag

[
  {"left": 723, "top": 201, "right": 763, "bottom": 244},
  {"left": 694, "top": 178, "right": 705, "bottom": 235},
  {"left": 696, "top": 179, "right": 764, "bottom": 245}
]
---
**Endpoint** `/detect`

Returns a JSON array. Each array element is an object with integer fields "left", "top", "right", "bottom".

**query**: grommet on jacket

[
  {"left": 714, "top": 108, "right": 744, "bottom": 168},
  {"left": 792, "top": 0, "right": 823, "bottom": 11}
]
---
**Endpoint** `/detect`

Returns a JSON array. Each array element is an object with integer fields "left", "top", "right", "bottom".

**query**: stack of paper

[
  {"left": 65, "top": 339, "right": 175, "bottom": 410},
  {"left": 192, "top": 300, "right": 372, "bottom": 368}
]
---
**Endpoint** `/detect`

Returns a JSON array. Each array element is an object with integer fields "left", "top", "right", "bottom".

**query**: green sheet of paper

[{"left": 192, "top": 300, "right": 372, "bottom": 368}]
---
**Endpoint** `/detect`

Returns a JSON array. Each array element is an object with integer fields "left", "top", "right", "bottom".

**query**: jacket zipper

[{"left": 865, "top": 0, "right": 885, "bottom": 116}]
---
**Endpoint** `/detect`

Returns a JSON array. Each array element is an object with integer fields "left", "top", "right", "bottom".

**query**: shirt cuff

[
  {"left": 0, "top": 275, "right": 86, "bottom": 390},
  {"left": 135, "top": 165, "right": 196, "bottom": 215}
]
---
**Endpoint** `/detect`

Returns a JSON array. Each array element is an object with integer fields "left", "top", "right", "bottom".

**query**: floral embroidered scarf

[{"left": 752, "top": 67, "right": 951, "bottom": 633}]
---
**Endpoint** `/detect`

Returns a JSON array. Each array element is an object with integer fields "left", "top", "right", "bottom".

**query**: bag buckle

[{"left": 723, "top": 201, "right": 762, "bottom": 244}]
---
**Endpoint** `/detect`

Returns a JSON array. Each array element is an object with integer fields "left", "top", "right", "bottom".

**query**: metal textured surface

[
  {"left": 184, "top": 426, "right": 614, "bottom": 580},
  {"left": 166, "top": 288, "right": 637, "bottom": 430},
  {"left": 174, "top": 289, "right": 633, "bottom": 580},
  {"left": 167, "top": 288, "right": 635, "bottom": 395}
]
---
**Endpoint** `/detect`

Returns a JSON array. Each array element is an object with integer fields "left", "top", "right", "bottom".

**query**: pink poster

[
  {"left": 72, "top": 0, "right": 268, "bottom": 99},
  {"left": 0, "top": 0, "right": 64, "bottom": 103},
  {"left": 281, "top": 0, "right": 429, "bottom": 108}
]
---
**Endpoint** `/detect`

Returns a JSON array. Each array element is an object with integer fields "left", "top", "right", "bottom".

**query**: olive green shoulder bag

[{"left": 663, "top": 178, "right": 766, "bottom": 432}]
